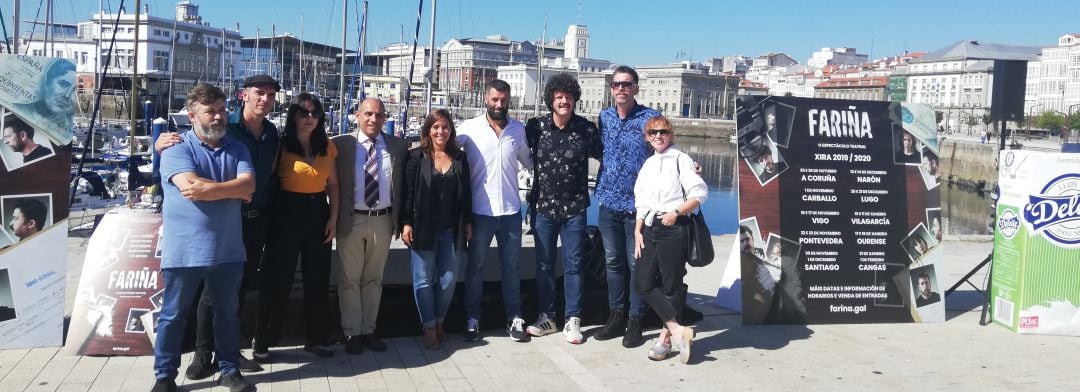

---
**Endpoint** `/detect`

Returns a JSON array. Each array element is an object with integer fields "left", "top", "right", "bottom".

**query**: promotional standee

[
  {"left": 63, "top": 210, "right": 164, "bottom": 356},
  {"left": 991, "top": 151, "right": 1080, "bottom": 336},
  {"left": 727, "top": 96, "right": 944, "bottom": 324},
  {"left": 0, "top": 55, "right": 74, "bottom": 349}
]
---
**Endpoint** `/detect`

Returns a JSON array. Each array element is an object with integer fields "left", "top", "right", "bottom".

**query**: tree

[
  {"left": 1068, "top": 111, "right": 1080, "bottom": 130},
  {"left": 1034, "top": 111, "right": 1065, "bottom": 131},
  {"left": 935, "top": 111, "right": 944, "bottom": 124},
  {"left": 981, "top": 114, "right": 993, "bottom": 133}
]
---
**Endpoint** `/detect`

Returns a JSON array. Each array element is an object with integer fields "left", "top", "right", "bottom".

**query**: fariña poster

[
  {"left": 64, "top": 210, "right": 164, "bottom": 356},
  {"left": 734, "top": 96, "right": 944, "bottom": 324}
]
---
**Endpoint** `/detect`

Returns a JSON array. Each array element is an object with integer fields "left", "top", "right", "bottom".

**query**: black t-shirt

[
  {"left": 431, "top": 163, "right": 459, "bottom": 231},
  {"left": 24, "top": 145, "right": 51, "bottom": 162}
]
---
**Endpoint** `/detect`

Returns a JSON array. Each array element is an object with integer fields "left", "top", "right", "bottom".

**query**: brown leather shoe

[{"left": 362, "top": 334, "right": 387, "bottom": 352}]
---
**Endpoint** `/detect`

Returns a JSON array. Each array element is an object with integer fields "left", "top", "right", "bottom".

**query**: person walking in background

[
  {"left": 332, "top": 98, "right": 408, "bottom": 354},
  {"left": 401, "top": 109, "right": 473, "bottom": 349},
  {"left": 632, "top": 116, "right": 706, "bottom": 364},
  {"left": 252, "top": 93, "right": 338, "bottom": 361},
  {"left": 457, "top": 79, "right": 533, "bottom": 342},
  {"left": 593, "top": 66, "right": 659, "bottom": 348},
  {"left": 523, "top": 73, "right": 602, "bottom": 344}
]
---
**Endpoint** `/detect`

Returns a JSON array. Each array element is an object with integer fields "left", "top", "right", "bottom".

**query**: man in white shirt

[
  {"left": 332, "top": 98, "right": 408, "bottom": 354},
  {"left": 457, "top": 79, "right": 533, "bottom": 342}
]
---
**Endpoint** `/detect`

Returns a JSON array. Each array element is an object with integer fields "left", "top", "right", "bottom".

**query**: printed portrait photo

[
  {"left": 918, "top": 146, "right": 940, "bottom": 189},
  {"left": 764, "top": 101, "right": 797, "bottom": 147},
  {"left": 737, "top": 217, "right": 765, "bottom": 258},
  {"left": 893, "top": 124, "right": 924, "bottom": 166},
  {"left": 761, "top": 233, "right": 807, "bottom": 323},
  {"left": 1, "top": 193, "right": 54, "bottom": 244},
  {"left": 910, "top": 265, "right": 942, "bottom": 308},
  {"left": 125, "top": 308, "right": 150, "bottom": 333},
  {"left": 743, "top": 136, "right": 788, "bottom": 186},
  {"left": 149, "top": 288, "right": 164, "bottom": 310},
  {"left": 901, "top": 223, "right": 939, "bottom": 265},
  {"left": 1, "top": 112, "right": 56, "bottom": 171},
  {"left": 925, "top": 208, "right": 943, "bottom": 242},
  {"left": 140, "top": 309, "right": 161, "bottom": 346},
  {"left": 0, "top": 268, "right": 17, "bottom": 324},
  {"left": 874, "top": 264, "right": 909, "bottom": 308}
]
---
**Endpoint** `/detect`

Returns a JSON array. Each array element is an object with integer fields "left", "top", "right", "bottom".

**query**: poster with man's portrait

[
  {"left": 1, "top": 111, "right": 55, "bottom": 171},
  {"left": 1, "top": 193, "right": 54, "bottom": 244}
]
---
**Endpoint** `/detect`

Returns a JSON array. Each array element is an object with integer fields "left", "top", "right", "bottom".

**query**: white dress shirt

[
  {"left": 353, "top": 133, "right": 393, "bottom": 210},
  {"left": 633, "top": 147, "right": 708, "bottom": 226},
  {"left": 456, "top": 114, "right": 533, "bottom": 216}
]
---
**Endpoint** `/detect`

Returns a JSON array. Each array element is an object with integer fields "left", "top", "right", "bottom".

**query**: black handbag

[{"left": 675, "top": 154, "right": 714, "bottom": 267}]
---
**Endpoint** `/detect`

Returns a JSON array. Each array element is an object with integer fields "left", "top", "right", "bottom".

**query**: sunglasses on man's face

[
  {"left": 610, "top": 81, "right": 636, "bottom": 90},
  {"left": 646, "top": 129, "right": 672, "bottom": 137},
  {"left": 296, "top": 109, "right": 323, "bottom": 119}
]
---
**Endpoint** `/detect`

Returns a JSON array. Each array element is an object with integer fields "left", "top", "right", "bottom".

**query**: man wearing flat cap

[{"left": 154, "top": 75, "right": 281, "bottom": 378}]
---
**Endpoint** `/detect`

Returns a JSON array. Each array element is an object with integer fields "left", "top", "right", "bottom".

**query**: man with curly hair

[{"left": 523, "top": 73, "right": 602, "bottom": 344}]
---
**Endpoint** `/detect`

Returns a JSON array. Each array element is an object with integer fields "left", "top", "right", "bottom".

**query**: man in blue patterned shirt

[{"left": 592, "top": 66, "right": 659, "bottom": 348}]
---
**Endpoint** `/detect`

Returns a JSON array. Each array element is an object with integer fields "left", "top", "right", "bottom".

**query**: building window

[{"left": 154, "top": 50, "right": 170, "bottom": 71}]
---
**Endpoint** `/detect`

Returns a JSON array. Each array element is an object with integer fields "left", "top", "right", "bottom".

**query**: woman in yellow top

[{"left": 252, "top": 93, "right": 339, "bottom": 361}]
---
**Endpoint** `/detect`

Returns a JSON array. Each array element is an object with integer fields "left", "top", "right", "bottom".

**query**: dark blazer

[
  {"left": 401, "top": 148, "right": 473, "bottom": 252},
  {"left": 332, "top": 131, "right": 408, "bottom": 238}
]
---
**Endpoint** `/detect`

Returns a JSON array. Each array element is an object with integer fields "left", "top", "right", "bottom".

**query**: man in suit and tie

[{"left": 332, "top": 98, "right": 408, "bottom": 354}]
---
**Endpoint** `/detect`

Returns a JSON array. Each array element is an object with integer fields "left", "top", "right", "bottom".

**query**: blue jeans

[
  {"left": 597, "top": 205, "right": 646, "bottom": 317},
  {"left": 533, "top": 212, "right": 586, "bottom": 318},
  {"left": 464, "top": 212, "right": 522, "bottom": 321},
  {"left": 411, "top": 229, "right": 461, "bottom": 328},
  {"left": 154, "top": 262, "right": 243, "bottom": 381}
]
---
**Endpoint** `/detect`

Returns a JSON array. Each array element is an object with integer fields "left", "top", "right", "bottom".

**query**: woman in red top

[{"left": 253, "top": 93, "right": 339, "bottom": 361}]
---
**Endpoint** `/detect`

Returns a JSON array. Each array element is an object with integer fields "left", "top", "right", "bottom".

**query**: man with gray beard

[{"left": 153, "top": 83, "right": 256, "bottom": 392}]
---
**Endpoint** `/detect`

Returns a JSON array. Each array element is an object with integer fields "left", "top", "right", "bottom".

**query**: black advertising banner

[
  {"left": 0, "top": 55, "right": 74, "bottom": 349},
  {"left": 64, "top": 210, "right": 164, "bottom": 356},
  {"left": 735, "top": 96, "right": 944, "bottom": 324}
]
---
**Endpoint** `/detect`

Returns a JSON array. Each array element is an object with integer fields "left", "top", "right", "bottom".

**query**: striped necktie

[{"left": 364, "top": 139, "right": 379, "bottom": 208}]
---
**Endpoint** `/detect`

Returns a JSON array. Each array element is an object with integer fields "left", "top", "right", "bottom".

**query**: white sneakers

[
  {"left": 527, "top": 314, "right": 558, "bottom": 337},
  {"left": 563, "top": 316, "right": 583, "bottom": 344}
]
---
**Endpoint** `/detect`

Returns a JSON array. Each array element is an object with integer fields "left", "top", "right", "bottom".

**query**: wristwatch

[{"left": 673, "top": 208, "right": 681, "bottom": 216}]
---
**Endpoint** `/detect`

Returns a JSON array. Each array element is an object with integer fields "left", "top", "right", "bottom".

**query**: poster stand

[{"left": 944, "top": 252, "right": 994, "bottom": 326}]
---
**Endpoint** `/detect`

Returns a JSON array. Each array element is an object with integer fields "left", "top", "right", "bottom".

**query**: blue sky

[{"left": 6, "top": 0, "right": 1078, "bottom": 65}]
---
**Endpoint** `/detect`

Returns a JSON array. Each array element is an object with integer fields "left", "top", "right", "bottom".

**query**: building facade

[
  {"left": 1024, "top": 34, "right": 1080, "bottom": 117},
  {"left": 438, "top": 35, "right": 563, "bottom": 106},
  {"left": 807, "top": 47, "right": 869, "bottom": 68},
  {"left": 904, "top": 40, "right": 1040, "bottom": 132},
  {"left": 636, "top": 62, "right": 740, "bottom": 119}
]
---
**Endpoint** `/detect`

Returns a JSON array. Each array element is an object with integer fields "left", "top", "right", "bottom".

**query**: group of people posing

[{"left": 149, "top": 65, "right": 707, "bottom": 392}]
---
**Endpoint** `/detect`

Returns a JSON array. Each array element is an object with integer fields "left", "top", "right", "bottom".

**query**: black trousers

[
  {"left": 254, "top": 191, "right": 332, "bottom": 346},
  {"left": 194, "top": 210, "right": 269, "bottom": 358},
  {"left": 634, "top": 218, "right": 689, "bottom": 323}
]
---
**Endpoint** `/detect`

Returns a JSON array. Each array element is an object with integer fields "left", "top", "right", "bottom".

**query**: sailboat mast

[
  {"left": 129, "top": 0, "right": 143, "bottom": 201},
  {"left": 338, "top": 0, "right": 348, "bottom": 133},
  {"left": 167, "top": 18, "right": 176, "bottom": 114},
  {"left": 299, "top": 13, "right": 303, "bottom": 92},
  {"left": 426, "top": 0, "right": 436, "bottom": 114}
]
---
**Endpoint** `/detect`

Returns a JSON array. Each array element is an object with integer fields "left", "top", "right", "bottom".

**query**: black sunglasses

[
  {"left": 646, "top": 129, "right": 672, "bottom": 136},
  {"left": 610, "top": 81, "right": 636, "bottom": 90},
  {"left": 295, "top": 109, "right": 323, "bottom": 118}
]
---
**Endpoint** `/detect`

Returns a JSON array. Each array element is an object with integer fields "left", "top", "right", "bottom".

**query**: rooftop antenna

[{"left": 576, "top": 1, "right": 582, "bottom": 24}]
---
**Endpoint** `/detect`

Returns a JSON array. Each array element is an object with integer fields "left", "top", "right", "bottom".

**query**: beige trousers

[{"left": 337, "top": 213, "right": 393, "bottom": 336}]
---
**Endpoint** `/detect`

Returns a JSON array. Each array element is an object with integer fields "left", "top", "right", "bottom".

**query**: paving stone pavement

[{"left": 2, "top": 235, "right": 1079, "bottom": 391}]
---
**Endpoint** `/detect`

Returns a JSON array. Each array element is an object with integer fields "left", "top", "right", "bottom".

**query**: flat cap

[{"left": 242, "top": 74, "right": 281, "bottom": 91}]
